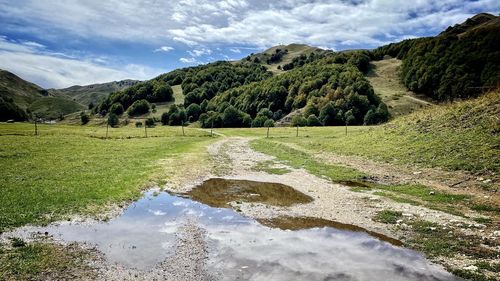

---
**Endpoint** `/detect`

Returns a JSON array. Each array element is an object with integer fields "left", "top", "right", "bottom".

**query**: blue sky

[{"left": 0, "top": 0, "right": 498, "bottom": 89}]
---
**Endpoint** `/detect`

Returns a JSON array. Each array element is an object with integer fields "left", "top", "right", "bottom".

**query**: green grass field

[{"left": 0, "top": 123, "right": 215, "bottom": 232}]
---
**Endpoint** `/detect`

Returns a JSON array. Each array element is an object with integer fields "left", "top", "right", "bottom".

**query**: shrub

[
  {"left": 263, "top": 119, "right": 275, "bottom": 127},
  {"left": 127, "top": 100, "right": 150, "bottom": 116},
  {"left": 135, "top": 121, "right": 143, "bottom": 127},
  {"left": 107, "top": 113, "right": 119, "bottom": 127},
  {"left": 291, "top": 115, "right": 307, "bottom": 127},
  {"left": 145, "top": 118, "right": 155, "bottom": 127},
  {"left": 251, "top": 115, "right": 268, "bottom": 127},
  {"left": 161, "top": 112, "right": 169, "bottom": 125},
  {"left": 109, "top": 103, "right": 124, "bottom": 115},
  {"left": 80, "top": 112, "right": 90, "bottom": 125},
  {"left": 306, "top": 114, "right": 322, "bottom": 126}
]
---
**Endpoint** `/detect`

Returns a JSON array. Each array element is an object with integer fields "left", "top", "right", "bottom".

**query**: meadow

[{"left": 0, "top": 123, "right": 215, "bottom": 232}]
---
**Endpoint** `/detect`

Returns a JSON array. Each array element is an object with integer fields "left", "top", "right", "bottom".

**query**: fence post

[
  {"left": 34, "top": 119, "right": 38, "bottom": 136},
  {"left": 345, "top": 122, "right": 347, "bottom": 136},
  {"left": 106, "top": 123, "right": 109, "bottom": 139},
  {"left": 267, "top": 126, "right": 270, "bottom": 138},
  {"left": 296, "top": 125, "right": 299, "bottom": 137},
  {"left": 182, "top": 121, "right": 185, "bottom": 136},
  {"left": 144, "top": 121, "right": 147, "bottom": 138},
  {"left": 211, "top": 120, "right": 213, "bottom": 137}
]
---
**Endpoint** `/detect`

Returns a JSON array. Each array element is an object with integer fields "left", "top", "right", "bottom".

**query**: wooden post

[
  {"left": 106, "top": 123, "right": 109, "bottom": 139},
  {"left": 144, "top": 121, "right": 147, "bottom": 138},
  {"left": 182, "top": 121, "right": 185, "bottom": 136},
  {"left": 34, "top": 119, "right": 38, "bottom": 136},
  {"left": 345, "top": 122, "right": 347, "bottom": 136},
  {"left": 296, "top": 125, "right": 299, "bottom": 137},
  {"left": 267, "top": 126, "right": 270, "bottom": 138},
  {"left": 211, "top": 120, "right": 213, "bottom": 137}
]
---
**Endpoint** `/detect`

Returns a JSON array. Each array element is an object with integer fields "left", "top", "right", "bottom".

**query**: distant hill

[
  {"left": 372, "top": 13, "right": 500, "bottom": 101},
  {"left": 50, "top": 79, "right": 140, "bottom": 107},
  {"left": 0, "top": 69, "right": 84, "bottom": 120},
  {"left": 241, "top": 44, "right": 330, "bottom": 74}
]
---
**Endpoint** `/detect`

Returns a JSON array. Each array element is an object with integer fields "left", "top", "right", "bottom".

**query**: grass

[
  {"left": 250, "top": 138, "right": 366, "bottom": 182},
  {"left": 366, "top": 58, "right": 432, "bottom": 117},
  {"left": 0, "top": 241, "right": 94, "bottom": 280},
  {"left": 373, "top": 210, "right": 402, "bottom": 224},
  {"left": 225, "top": 90, "right": 499, "bottom": 174},
  {"left": 0, "top": 123, "right": 215, "bottom": 232},
  {"left": 253, "top": 160, "right": 291, "bottom": 175}
]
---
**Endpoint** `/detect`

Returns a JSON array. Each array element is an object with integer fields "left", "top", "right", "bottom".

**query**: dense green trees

[
  {"left": 95, "top": 79, "right": 173, "bottom": 115},
  {"left": 372, "top": 14, "right": 500, "bottom": 100},
  {"left": 206, "top": 60, "right": 388, "bottom": 127},
  {"left": 80, "top": 112, "right": 90, "bottom": 125},
  {"left": 161, "top": 104, "right": 186, "bottom": 126},
  {"left": 109, "top": 103, "right": 124, "bottom": 115}
]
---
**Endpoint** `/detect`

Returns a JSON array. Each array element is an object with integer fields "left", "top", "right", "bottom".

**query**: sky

[{"left": 0, "top": 0, "right": 498, "bottom": 89}]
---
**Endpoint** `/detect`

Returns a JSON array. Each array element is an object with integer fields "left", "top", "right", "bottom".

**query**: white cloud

[
  {"left": 154, "top": 46, "right": 174, "bottom": 52},
  {"left": 187, "top": 48, "right": 212, "bottom": 57},
  {"left": 0, "top": 37, "right": 162, "bottom": 88},
  {"left": 179, "top": 57, "right": 197, "bottom": 63},
  {"left": 229, "top": 47, "right": 241, "bottom": 53},
  {"left": 1, "top": 0, "right": 498, "bottom": 50}
]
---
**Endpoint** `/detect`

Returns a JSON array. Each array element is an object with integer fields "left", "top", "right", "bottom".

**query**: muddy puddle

[{"left": 9, "top": 179, "right": 462, "bottom": 280}]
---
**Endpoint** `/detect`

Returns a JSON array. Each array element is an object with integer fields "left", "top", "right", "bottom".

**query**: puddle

[
  {"left": 9, "top": 181, "right": 462, "bottom": 280},
  {"left": 257, "top": 216, "right": 403, "bottom": 246},
  {"left": 184, "top": 178, "right": 314, "bottom": 208}
]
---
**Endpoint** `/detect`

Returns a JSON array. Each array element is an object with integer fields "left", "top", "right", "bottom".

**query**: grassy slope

[
  {"left": 366, "top": 58, "right": 433, "bottom": 117},
  {"left": 0, "top": 123, "right": 214, "bottom": 232},
  {"left": 0, "top": 70, "right": 43, "bottom": 109},
  {"left": 221, "top": 90, "right": 499, "bottom": 174},
  {"left": 50, "top": 80, "right": 140, "bottom": 106},
  {"left": 28, "top": 97, "right": 85, "bottom": 119}
]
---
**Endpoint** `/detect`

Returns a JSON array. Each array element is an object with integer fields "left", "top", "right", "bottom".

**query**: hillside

[
  {"left": 241, "top": 44, "right": 330, "bottom": 74},
  {"left": 0, "top": 69, "right": 45, "bottom": 109},
  {"left": 366, "top": 58, "right": 432, "bottom": 116},
  {"left": 372, "top": 13, "right": 500, "bottom": 101},
  {"left": 0, "top": 70, "right": 85, "bottom": 120},
  {"left": 50, "top": 79, "right": 140, "bottom": 107}
]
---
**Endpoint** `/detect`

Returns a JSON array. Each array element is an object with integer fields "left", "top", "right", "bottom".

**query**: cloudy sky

[{"left": 0, "top": 0, "right": 498, "bottom": 88}]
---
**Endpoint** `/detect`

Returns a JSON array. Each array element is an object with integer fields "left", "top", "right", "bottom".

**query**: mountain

[
  {"left": 50, "top": 80, "right": 140, "bottom": 107},
  {"left": 372, "top": 13, "right": 500, "bottom": 101},
  {"left": 0, "top": 69, "right": 84, "bottom": 120}
]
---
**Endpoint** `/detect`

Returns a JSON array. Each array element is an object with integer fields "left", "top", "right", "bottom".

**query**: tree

[
  {"left": 145, "top": 118, "right": 155, "bottom": 127},
  {"left": 363, "top": 109, "right": 377, "bottom": 125},
  {"left": 107, "top": 113, "right": 119, "bottom": 127},
  {"left": 264, "top": 119, "right": 275, "bottom": 127},
  {"left": 306, "top": 114, "right": 322, "bottom": 126},
  {"left": 88, "top": 102, "right": 95, "bottom": 110},
  {"left": 127, "top": 100, "right": 150, "bottom": 116},
  {"left": 291, "top": 115, "right": 307, "bottom": 127},
  {"left": 0, "top": 97, "right": 28, "bottom": 121},
  {"left": 80, "top": 112, "right": 90, "bottom": 125},
  {"left": 319, "top": 102, "right": 337, "bottom": 125},
  {"left": 109, "top": 103, "right": 124, "bottom": 116},
  {"left": 152, "top": 82, "right": 173, "bottom": 102},
  {"left": 251, "top": 115, "right": 268, "bottom": 127},
  {"left": 345, "top": 110, "right": 356, "bottom": 125},
  {"left": 161, "top": 112, "right": 169, "bottom": 125},
  {"left": 186, "top": 103, "right": 201, "bottom": 120}
]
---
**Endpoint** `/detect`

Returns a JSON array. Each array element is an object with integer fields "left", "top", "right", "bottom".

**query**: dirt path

[
  {"left": 201, "top": 137, "right": 472, "bottom": 236},
  {"left": 277, "top": 141, "right": 499, "bottom": 205}
]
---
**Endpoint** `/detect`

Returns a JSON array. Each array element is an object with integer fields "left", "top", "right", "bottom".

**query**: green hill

[
  {"left": 0, "top": 69, "right": 85, "bottom": 120},
  {"left": 372, "top": 13, "right": 500, "bottom": 101},
  {"left": 241, "top": 43, "right": 330, "bottom": 74},
  {"left": 50, "top": 80, "right": 140, "bottom": 107}
]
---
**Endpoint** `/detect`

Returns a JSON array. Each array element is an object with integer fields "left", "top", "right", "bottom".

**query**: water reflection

[{"left": 19, "top": 187, "right": 461, "bottom": 280}]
